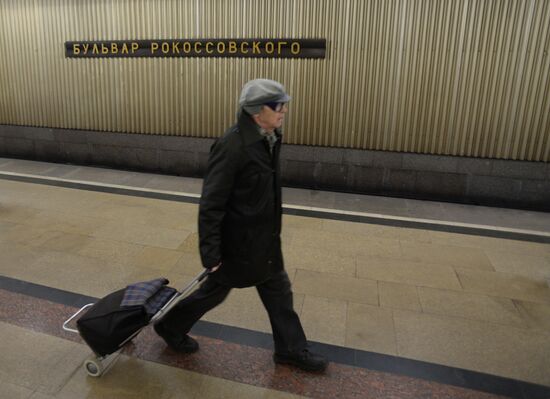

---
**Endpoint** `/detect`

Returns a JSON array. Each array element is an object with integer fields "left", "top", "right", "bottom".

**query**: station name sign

[{"left": 65, "top": 39, "right": 325, "bottom": 59}]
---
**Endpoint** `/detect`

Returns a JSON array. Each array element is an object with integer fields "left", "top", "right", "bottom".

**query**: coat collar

[{"left": 238, "top": 112, "right": 282, "bottom": 146}]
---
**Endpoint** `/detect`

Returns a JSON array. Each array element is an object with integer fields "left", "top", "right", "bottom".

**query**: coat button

[{"left": 268, "top": 260, "right": 273, "bottom": 264}]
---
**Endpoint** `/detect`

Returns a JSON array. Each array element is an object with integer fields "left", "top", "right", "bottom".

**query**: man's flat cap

[{"left": 239, "top": 79, "right": 291, "bottom": 115}]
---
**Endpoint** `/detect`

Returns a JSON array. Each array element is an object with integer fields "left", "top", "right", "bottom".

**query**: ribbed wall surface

[{"left": 0, "top": 0, "right": 549, "bottom": 161}]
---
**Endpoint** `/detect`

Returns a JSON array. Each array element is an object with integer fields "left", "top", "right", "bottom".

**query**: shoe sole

[
  {"left": 154, "top": 324, "right": 199, "bottom": 354},
  {"left": 273, "top": 355, "right": 327, "bottom": 372},
  {"left": 169, "top": 345, "right": 199, "bottom": 354},
  {"left": 163, "top": 338, "right": 199, "bottom": 354}
]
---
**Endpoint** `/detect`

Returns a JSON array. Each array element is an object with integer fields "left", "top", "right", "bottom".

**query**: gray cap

[{"left": 239, "top": 79, "right": 291, "bottom": 115}]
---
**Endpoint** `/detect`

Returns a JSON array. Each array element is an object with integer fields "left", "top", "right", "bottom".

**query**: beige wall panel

[{"left": 0, "top": 0, "right": 548, "bottom": 161}]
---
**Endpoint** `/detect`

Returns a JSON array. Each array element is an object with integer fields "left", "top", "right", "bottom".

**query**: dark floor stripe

[
  {"left": 0, "top": 275, "right": 97, "bottom": 308},
  {"left": 0, "top": 173, "right": 201, "bottom": 204},
  {"left": 1, "top": 172, "right": 549, "bottom": 243},
  {"left": 284, "top": 207, "right": 550, "bottom": 243},
  {"left": 1, "top": 274, "right": 548, "bottom": 398}
]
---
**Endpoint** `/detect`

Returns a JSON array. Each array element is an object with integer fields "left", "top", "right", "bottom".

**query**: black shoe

[
  {"left": 153, "top": 322, "right": 199, "bottom": 353},
  {"left": 273, "top": 349, "right": 328, "bottom": 372}
]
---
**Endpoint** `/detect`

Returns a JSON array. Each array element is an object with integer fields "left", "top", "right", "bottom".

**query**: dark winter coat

[{"left": 198, "top": 112, "right": 284, "bottom": 288}]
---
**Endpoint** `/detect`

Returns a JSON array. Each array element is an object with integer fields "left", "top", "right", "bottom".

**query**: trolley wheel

[{"left": 84, "top": 357, "right": 104, "bottom": 377}]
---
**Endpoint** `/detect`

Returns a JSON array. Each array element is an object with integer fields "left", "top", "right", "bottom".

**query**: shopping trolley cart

[{"left": 62, "top": 269, "right": 209, "bottom": 377}]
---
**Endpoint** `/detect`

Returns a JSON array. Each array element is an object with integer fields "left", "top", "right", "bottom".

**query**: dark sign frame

[{"left": 65, "top": 39, "right": 326, "bottom": 59}]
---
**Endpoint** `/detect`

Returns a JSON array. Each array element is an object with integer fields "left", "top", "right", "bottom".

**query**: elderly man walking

[{"left": 154, "top": 79, "right": 328, "bottom": 372}]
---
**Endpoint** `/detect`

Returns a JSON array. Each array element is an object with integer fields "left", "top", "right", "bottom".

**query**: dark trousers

[{"left": 160, "top": 270, "right": 307, "bottom": 354}]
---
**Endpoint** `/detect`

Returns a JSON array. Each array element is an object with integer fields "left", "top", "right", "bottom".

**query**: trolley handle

[
  {"left": 150, "top": 268, "right": 210, "bottom": 323},
  {"left": 62, "top": 303, "right": 95, "bottom": 333}
]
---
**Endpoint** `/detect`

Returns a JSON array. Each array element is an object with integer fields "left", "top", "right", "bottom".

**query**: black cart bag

[
  {"left": 63, "top": 270, "right": 209, "bottom": 377},
  {"left": 76, "top": 278, "right": 176, "bottom": 357}
]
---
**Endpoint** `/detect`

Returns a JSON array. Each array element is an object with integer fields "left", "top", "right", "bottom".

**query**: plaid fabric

[
  {"left": 121, "top": 278, "right": 168, "bottom": 306},
  {"left": 144, "top": 286, "right": 177, "bottom": 315},
  {"left": 121, "top": 278, "right": 177, "bottom": 316}
]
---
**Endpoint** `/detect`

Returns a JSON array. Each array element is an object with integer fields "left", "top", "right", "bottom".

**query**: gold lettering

[
  {"left": 172, "top": 42, "right": 180, "bottom": 54},
  {"left": 183, "top": 42, "right": 191, "bottom": 53},
  {"left": 194, "top": 42, "right": 202, "bottom": 53},
  {"left": 121, "top": 43, "right": 129, "bottom": 54},
  {"left": 111, "top": 42, "right": 119, "bottom": 54},
  {"left": 291, "top": 42, "right": 300, "bottom": 55},
  {"left": 83, "top": 44, "right": 90, "bottom": 54},
  {"left": 265, "top": 41, "right": 274, "bottom": 54},
  {"left": 252, "top": 41, "right": 260, "bottom": 54},
  {"left": 228, "top": 41, "right": 237, "bottom": 54},
  {"left": 92, "top": 44, "right": 99, "bottom": 54},
  {"left": 101, "top": 43, "right": 109, "bottom": 54},
  {"left": 162, "top": 42, "right": 170, "bottom": 54},
  {"left": 206, "top": 42, "right": 214, "bottom": 54},
  {"left": 151, "top": 42, "right": 159, "bottom": 54},
  {"left": 277, "top": 41, "right": 287, "bottom": 54},
  {"left": 72, "top": 44, "right": 80, "bottom": 55},
  {"left": 217, "top": 42, "right": 225, "bottom": 53},
  {"left": 131, "top": 42, "right": 139, "bottom": 53},
  {"left": 240, "top": 42, "right": 249, "bottom": 54}
]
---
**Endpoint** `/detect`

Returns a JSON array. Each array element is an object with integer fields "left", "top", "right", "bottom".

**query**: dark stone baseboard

[{"left": 1, "top": 125, "right": 549, "bottom": 211}]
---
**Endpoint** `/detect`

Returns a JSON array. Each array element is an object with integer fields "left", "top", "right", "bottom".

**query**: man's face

[{"left": 254, "top": 103, "right": 288, "bottom": 131}]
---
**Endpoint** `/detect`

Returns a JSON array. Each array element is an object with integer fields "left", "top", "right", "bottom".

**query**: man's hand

[{"left": 209, "top": 262, "right": 222, "bottom": 273}]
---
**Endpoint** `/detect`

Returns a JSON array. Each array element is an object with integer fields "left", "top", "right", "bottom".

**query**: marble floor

[{"left": 0, "top": 157, "right": 549, "bottom": 399}]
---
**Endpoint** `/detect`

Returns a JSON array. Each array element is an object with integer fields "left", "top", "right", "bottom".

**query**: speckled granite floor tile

[{"left": 0, "top": 288, "right": 536, "bottom": 399}]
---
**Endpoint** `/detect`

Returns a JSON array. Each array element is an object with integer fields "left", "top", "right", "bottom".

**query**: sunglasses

[{"left": 264, "top": 102, "right": 287, "bottom": 112}]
